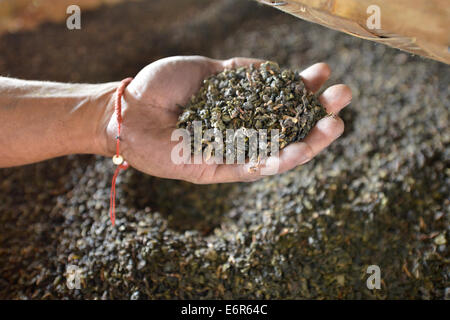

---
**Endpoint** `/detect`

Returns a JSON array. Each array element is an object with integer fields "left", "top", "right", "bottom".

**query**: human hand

[{"left": 101, "top": 55, "right": 352, "bottom": 183}]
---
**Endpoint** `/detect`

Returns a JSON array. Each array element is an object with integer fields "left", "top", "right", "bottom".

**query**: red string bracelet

[{"left": 109, "top": 77, "right": 133, "bottom": 226}]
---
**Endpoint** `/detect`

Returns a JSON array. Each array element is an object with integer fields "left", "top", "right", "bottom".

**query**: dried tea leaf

[{"left": 177, "top": 61, "right": 327, "bottom": 159}]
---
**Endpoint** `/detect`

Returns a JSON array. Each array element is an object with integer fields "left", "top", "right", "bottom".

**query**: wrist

[
  {"left": 99, "top": 79, "right": 137, "bottom": 159},
  {"left": 86, "top": 82, "right": 120, "bottom": 157}
]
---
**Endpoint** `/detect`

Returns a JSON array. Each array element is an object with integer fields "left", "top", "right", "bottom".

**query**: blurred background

[{"left": 0, "top": 0, "right": 122, "bottom": 34}]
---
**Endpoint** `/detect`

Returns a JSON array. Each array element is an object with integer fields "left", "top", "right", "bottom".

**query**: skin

[{"left": 0, "top": 56, "right": 352, "bottom": 183}]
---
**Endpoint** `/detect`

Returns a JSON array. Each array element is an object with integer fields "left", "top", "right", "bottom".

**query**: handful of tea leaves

[{"left": 177, "top": 61, "right": 327, "bottom": 159}]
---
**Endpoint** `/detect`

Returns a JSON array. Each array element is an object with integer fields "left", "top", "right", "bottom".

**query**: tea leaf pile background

[{"left": 0, "top": 0, "right": 448, "bottom": 299}]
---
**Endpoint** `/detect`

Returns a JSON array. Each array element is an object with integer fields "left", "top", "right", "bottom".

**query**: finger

[
  {"left": 209, "top": 141, "right": 314, "bottom": 183},
  {"left": 299, "top": 62, "right": 331, "bottom": 93},
  {"left": 209, "top": 57, "right": 265, "bottom": 74},
  {"left": 254, "top": 116, "right": 344, "bottom": 174},
  {"left": 261, "top": 141, "right": 314, "bottom": 176},
  {"left": 301, "top": 116, "right": 344, "bottom": 158},
  {"left": 189, "top": 116, "right": 344, "bottom": 184},
  {"left": 243, "top": 117, "right": 343, "bottom": 178},
  {"left": 222, "top": 57, "right": 265, "bottom": 69},
  {"left": 319, "top": 84, "right": 352, "bottom": 114},
  {"left": 209, "top": 162, "right": 263, "bottom": 183}
]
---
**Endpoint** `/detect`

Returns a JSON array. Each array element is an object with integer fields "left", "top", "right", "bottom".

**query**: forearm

[{"left": 0, "top": 77, "right": 118, "bottom": 167}]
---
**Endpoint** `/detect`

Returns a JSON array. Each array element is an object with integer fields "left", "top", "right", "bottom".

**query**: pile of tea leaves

[{"left": 177, "top": 61, "right": 327, "bottom": 158}]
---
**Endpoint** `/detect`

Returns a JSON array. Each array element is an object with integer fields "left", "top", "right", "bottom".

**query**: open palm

[{"left": 104, "top": 56, "right": 352, "bottom": 183}]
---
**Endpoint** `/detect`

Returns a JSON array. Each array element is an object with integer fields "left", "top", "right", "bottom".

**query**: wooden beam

[{"left": 258, "top": 0, "right": 450, "bottom": 64}]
